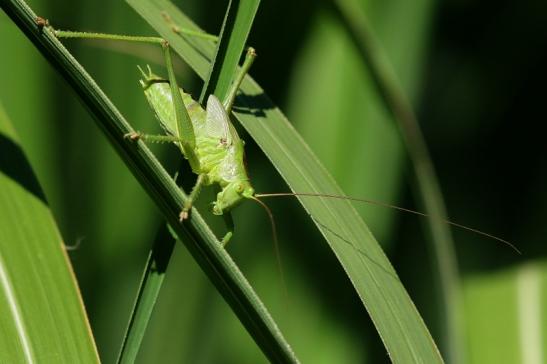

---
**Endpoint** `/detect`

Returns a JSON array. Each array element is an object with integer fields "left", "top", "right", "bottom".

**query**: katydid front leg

[
  {"left": 221, "top": 212, "right": 234, "bottom": 246},
  {"left": 180, "top": 174, "right": 206, "bottom": 221}
]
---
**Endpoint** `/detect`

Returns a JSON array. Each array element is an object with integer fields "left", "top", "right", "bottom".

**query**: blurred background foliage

[{"left": 1, "top": 0, "right": 546, "bottom": 362}]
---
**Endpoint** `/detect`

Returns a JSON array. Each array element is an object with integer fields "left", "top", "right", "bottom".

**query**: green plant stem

[{"left": 0, "top": 0, "right": 297, "bottom": 362}]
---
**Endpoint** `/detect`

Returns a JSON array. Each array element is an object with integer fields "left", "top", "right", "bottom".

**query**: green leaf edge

[{"left": 0, "top": 102, "right": 99, "bottom": 362}]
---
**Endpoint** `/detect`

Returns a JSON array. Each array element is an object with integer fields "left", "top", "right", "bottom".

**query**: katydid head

[{"left": 212, "top": 180, "right": 255, "bottom": 215}]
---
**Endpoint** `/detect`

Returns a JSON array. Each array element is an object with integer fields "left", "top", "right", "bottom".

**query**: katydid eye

[{"left": 236, "top": 184, "right": 243, "bottom": 192}]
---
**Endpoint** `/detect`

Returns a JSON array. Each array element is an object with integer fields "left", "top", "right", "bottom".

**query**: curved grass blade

[
  {"left": 0, "top": 102, "right": 99, "bottom": 363},
  {"left": 334, "top": 0, "right": 463, "bottom": 362},
  {"left": 127, "top": 0, "right": 444, "bottom": 361},
  {"left": 0, "top": 1, "right": 298, "bottom": 362},
  {"left": 117, "top": 225, "right": 175, "bottom": 364},
  {"left": 199, "top": 0, "right": 260, "bottom": 102}
]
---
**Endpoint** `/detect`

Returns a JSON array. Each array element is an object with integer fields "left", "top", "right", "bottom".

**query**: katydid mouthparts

[{"left": 49, "top": 22, "right": 519, "bottom": 254}]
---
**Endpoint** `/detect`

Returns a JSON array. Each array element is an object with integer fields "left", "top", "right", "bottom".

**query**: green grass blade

[
  {"left": 117, "top": 226, "right": 175, "bottom": 364},
  {"left": 127, "top": 0, "right": 444, "bottom": 361},
  {"left": 0, "top": 1, "right": 298, "bottom": 362},
  {"left": 199, "top": 0, "right": 260, "bottom": 102},
  {"left": 334, "top": 0, "right": 463, "bottom": 362},
  {"left": 0, "top": 102, "right": 99, "bottom": 363}
]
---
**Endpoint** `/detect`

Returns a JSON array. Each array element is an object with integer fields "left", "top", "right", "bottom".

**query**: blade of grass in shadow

[
  {"left": 0, "top": 102, "right": 99, "bottom": 363},
  {"left": 117, "top": 1, "right": 260, "bottom": 361},
  {"left": 333, "top": 0, "right": 463, "bottom": 362},
  {"left": 0, "top": 1, "right": 298, "bottom": 362},
  {"left": 117, "top": 225, "right": 175, "bottom": 364},
  {"left": 127, "top": 0, "right": 444, "bottom": 362}
]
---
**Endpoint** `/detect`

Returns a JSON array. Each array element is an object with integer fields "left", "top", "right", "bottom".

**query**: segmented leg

[
  {"left": 221, "top": 213, "right": 234, "bottom": 246},
  {"left": 157, "top": 12, "right": 256, "bottom": 115},
  {"left": 160, "top": 43, "right": 201, "bottom": 170},
  {"left": 179, "top": 174, "right": 206, "bottom": 221},
  {"left": 52, "top": 27, "right": 199, "bottom": 168},
  {"left": 125, "top": 132, "right": 182, "bottom": 144},
  {"left": 223, "top": 47, "right": 256, "bottom": 113},
  {"left": 161, "top": 12, "right": 218, "bottom": 42}
]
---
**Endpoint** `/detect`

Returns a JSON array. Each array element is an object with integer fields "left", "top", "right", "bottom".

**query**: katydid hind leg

[
  {"left": 52, "top": 25, "right": 200, "bottom": 167},
  {"left": 161, "top": 12, "right": 218, "bottom": 42},
  {"left": 161, "top": 44, "right": 201, "bottom": 172},
  {"left": 223, "top": 47, "right": 257, "bottom": 114},
  {"left": 53, "top": 28, "right": 165, "bottom": 46},
  {"left": 158, "top": 11, "right": 255, "bottom": 114},
  {"left": 124, "top": 132, "right": 183, "bottom": 144}
]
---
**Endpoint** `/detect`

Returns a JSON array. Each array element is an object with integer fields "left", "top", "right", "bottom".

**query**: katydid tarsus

[{"left": 48, "top": 20, "right": 520, "bottom": 254}]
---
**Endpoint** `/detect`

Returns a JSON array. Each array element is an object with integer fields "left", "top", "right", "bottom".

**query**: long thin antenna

[
  {"left": 256, "top": 192, "right": 521, "bottom": 254},
  {"left": 250, "top": 196, "right": 289, "bottom": 299}
]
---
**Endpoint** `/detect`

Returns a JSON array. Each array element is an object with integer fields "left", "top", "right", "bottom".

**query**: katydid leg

[
  {"left": 223, "top": 47, "right": 256, "bottom": 113},
  {"left": 180, "top": 174, "right": 206, "bottom": 221},
  {"left": 221, "top": 212, "right": 235, "bottom": 246},
  {"left": 124, "top": 132, "right": 183, "bottom": 144},
  {"left": 53, "top": 29, "right": 165, "bottom": 45},
  {"left": 53, "top": 27, "right": 207, "bottom": 222},
  {"left": 160, "top": 43, "right": 200, "bottom": 171},
  {"left": 161, "top": 12, "right": 218, "bottom": 42},
  {"left": 53, "top": 28, "right": 199, "bottom": 166},
  {"left": 53, "top": 29, "right": 198, "bottom": 157}
]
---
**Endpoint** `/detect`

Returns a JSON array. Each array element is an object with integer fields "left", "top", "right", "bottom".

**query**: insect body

[
  {"left": 50, "top": 23, "right": 257, "bottom": 244},
  {"left": 137, "top": 66, "right": 255, "bottom": 217}
]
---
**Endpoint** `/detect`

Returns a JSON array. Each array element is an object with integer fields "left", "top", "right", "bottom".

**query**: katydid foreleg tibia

[{"left": 48, "top": 21, "right": 519, "bottom": 254}]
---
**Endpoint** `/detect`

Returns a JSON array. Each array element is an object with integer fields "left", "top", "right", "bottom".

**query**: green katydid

[
  {"left": 132, "top": 48, "right": 259, "bottom": 245},
  {"left": 50, "top": 25, "right": 259, "bottom": 245},
  {"left": 49, "top": 23, "right": 520, "bottom": 253}
]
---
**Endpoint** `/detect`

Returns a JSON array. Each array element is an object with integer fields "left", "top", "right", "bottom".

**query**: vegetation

[{"left": 1, "top": 0, "right": 545, "bottom": 362}]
